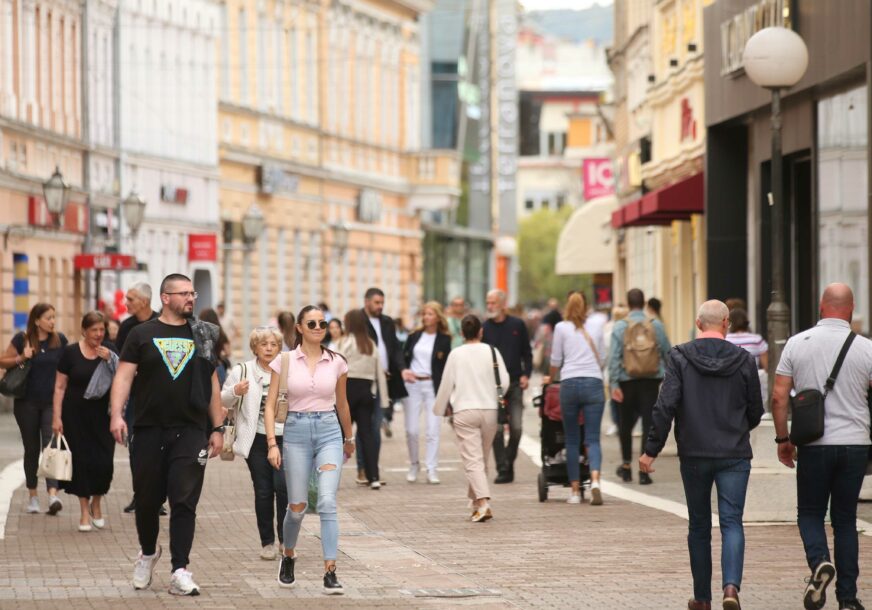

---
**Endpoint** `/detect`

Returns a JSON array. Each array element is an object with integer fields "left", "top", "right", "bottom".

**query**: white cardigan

[
  {"left": 220, "top": 358, "right": 273, "bottom": 459},
  {"left": 433, "top": 343, "right": 509, "bottom": 415}
]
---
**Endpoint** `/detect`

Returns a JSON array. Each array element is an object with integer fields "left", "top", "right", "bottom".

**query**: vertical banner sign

[
  {"left": 467, "top": 9, "right": 491, "bottom": 232},
  {"left": 496, "top": 0, "right": 518, "bottom": 236},
  {"left": 13, "top": 253, "right": 29, "bottom": 331}
]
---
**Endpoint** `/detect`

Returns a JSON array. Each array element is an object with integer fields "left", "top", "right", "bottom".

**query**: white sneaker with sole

[
  {"left": 370, "top": 481, "right": 381, "bottom": 490},
  {"left": 605, "top": 424, "right": 618, "bottom": 436},
  {"left": 427, "top": 470, "right": 440, "bottom": 485},
  {"left": 406, "top": 464, "right": 418, "bottom": 483},
  {"left": 169, "top": 568, "right": 200, "bottom": 596},
  {"left": 133, "top": 546, "right": 162, "bottom": 590},
  {"left": 260, "top": 544, "right": 277, "bottom": 560},
  {"left": 567, "top": 493, "right": 582, "bottom": 505},
  {"left": 25, "top": 497, "right": 40, "bottom": 514}
]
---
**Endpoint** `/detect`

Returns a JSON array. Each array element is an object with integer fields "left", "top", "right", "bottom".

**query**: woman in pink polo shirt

[{"left": 263, "top": 305, "right": 354, "bottom": 594}]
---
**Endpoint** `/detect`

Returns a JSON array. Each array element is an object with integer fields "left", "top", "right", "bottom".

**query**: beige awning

[{"left": 555, "top": 195, "right": 619, "bottom": 275}]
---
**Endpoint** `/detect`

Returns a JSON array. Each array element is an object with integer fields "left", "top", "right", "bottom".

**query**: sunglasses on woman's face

[{"left": 306, "top": 320, "right": 328, "bottom": 330}]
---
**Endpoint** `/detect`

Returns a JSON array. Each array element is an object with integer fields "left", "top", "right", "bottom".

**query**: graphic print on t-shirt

[{"left": 152, "top": 338, "right": 196, "bottom": 380}]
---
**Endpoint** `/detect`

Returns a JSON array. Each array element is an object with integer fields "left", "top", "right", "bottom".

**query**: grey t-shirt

[{"left": 777, "top": 318, "right": 872, "bottom": 445}]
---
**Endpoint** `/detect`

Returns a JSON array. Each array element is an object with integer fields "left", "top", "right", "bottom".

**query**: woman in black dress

[{"left": 52, "top": 311, "right": 116, "bottom": 532}]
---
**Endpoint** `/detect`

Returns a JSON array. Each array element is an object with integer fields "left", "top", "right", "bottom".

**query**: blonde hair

[
  {"left": 249, "top": 326, "right": 283, "bottom": 354},
  {"left": 564, "top": 292, "right": 588, "bottom": 329},
  {"left": 612, "top": 305, "right": 629, "bottom": 322},
  {"left": 417, "top": 301, "right": 450, "bottom": 335}
]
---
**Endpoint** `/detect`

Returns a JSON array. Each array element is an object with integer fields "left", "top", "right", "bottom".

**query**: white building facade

[{"left": 118, "top": 0, "right": 221, "bottom": 309}]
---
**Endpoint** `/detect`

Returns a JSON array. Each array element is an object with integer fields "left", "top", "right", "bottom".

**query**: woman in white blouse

[
  {"left": 220, "top": 327, "right": 287, "bottom": 560},
  {"left": 547, "top": 292, "right": 606, "bottom": 506},
  {"left": 434, "top": 315, "right": 508, "bottom": 522}
]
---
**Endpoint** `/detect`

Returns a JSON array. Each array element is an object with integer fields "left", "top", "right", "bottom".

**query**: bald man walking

[
  {"left": 772, "top": 284, "right": 872, "bottom": 610},
  {"left": 641, "top": 300, "right": 763, "bottom": 610}
]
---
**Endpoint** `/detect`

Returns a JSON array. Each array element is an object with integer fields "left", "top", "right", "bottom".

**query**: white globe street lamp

[
  {"left": 241, "top": 204, "right": 265, "bottom": 246},
  {"left": 743, "top": 26, "right": 809, "bottom": 398},
  {"left": 121, "top": 190, "right": 147, "bottom": 236}
]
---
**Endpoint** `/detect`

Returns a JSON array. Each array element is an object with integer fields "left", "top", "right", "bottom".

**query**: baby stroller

[{"left": 533, "top": 381, "right": 590, "bottom": 502}]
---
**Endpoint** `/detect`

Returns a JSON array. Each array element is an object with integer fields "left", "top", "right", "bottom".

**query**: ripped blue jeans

[{"left": 281, "top": 411, "right": 344, "bottom": 560}]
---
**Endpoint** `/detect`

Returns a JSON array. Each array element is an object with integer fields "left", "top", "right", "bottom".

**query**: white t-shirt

[
  {"left": 369, "top": 316, "right": 389, "bottom": 371},
  {"left": 550, "top": 320, "right": 605, "bottom": 381},
  {"left": 253, "top": 363, "right": 282, "bottom": 437},
  {"left": 411, "top": 332, "right": 436, "bottom": 376},
  {"left": 777, "top": 318, "right": 872, "bottom": 446}
]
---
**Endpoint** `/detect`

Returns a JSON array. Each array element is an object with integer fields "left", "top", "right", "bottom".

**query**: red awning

[{"left": 611, "top": 172, "right": 704, "bottom": 228}]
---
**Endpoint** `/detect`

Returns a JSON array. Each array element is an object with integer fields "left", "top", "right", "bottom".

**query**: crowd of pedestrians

[{"left": 2, "top": 273, "right": 870, "bottom": 609}]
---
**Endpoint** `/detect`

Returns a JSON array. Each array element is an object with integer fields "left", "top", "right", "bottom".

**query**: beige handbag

[
  {"left": 221, "top": 363, "right": 246, "bottom": 461},
  {"left": 275, "top": 352, "right": 290, "bottom": 423},
  {"left": 37, "top": 434, "right": 73, "bottom": 481}
]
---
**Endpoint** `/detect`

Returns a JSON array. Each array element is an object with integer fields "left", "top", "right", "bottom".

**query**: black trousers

[
  {"left": 131, "top": 426, "right": 208, "bottom": 572},
  {"left": 13, "top": 399, "right": 58, "bottom": 490},
  {"left": 245, "top": 433, "right": 287, "bottom": 547},
  {"left": 492, "top": 381, "right": 524, "bottom": 474},
  {"left": 618, "top": 378, "right": 662, "bottom": 464},
  {"left": 348, "top": 378, "right": 380, "bottom": 482}
]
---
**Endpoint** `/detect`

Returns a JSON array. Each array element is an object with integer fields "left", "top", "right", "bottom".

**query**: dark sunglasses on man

[{"left": 305, "top": 320, "right": 328, "bottom": 330}]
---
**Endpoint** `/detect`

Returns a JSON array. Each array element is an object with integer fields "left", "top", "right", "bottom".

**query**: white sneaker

[
  {"left": 25, "top": 497, "right": 40, "bottom": 514},
  {"left": 605, "top": 424, "right": 618, "bottom": 436},
  {"left": 133, "top": 546, "right": 162, "bottom": 590},
  {"left": 370, "top": 481, "right": 381, "bottom": 490},
  {"left": 406, "top": 464, "right": 418, "bottom": 483},
  {"left": 427, "top": 470, "right": 440, "bottom": 485},
  {"left": 260, "top": 544, "right": 277, "bottom": 560},
  {"left": 567, "top": 493, "right": 582, "bottom": 505},
  {"left": 91, "top": 517, "right": 106, "bottom": 529},
  {"left": 169, "top": 568, "right": 200, "bottom": 596}
]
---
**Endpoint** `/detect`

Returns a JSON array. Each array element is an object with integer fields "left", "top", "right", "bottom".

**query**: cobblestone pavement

[{"left": 1, "top": 404, "right": 872, "bottom": 609}]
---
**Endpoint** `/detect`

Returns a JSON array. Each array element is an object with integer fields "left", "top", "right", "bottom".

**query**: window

[
  {"left": 524, "top": 199, "right": 535, "bottom": 210},
  {"left": 556, "top": 194, "right": 566, "bottom": 208},
  {"left": 817, "top": 83, "right": 869, "bottom": 332},
  {"left": 547, "top": 132, "right": 566, "bottom": 156},
  {"left": 238, "top": 9, "right": 248, "bottom": 104},
  {"left": 288, "top": 28, "right": 297, "bottom": 120}
]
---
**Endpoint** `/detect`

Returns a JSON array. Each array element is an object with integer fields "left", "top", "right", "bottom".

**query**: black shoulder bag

[
  {"left": 489, "top": 346, "right": 508, "bottom": 424},
  {"left": 789, "top": 332, "right": 856, "bottom": 446}
]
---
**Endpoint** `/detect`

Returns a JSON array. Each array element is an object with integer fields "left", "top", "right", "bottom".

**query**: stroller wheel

[{"left": 537, "top": 471, "right": 548, "bottom": 502}]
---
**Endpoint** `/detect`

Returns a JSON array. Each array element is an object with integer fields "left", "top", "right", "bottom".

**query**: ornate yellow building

[{"left": 217, "top": 0, "right": 455, "bottom": 341}]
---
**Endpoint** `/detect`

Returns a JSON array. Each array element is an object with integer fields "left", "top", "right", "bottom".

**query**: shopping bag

[{"left": 37, "top": 434, "right": 73, "bottom": 481}]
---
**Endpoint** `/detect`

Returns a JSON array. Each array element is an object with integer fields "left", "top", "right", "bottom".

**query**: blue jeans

[
  {"left": 281, "top": 411, "right": 344, "bottom": 560},
  {"left": 680, "top": 457, "right": 751, "bottom": 602},
  {"left": 559, "top": 377, "right": 605, "bottom": 480},
  {"left": 797, "top": 445, "right": 868, "bottom": 601}
]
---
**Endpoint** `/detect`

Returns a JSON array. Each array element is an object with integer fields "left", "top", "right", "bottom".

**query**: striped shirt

[{"left": 725, "top": 332, "right": 768, "bottom": 367}]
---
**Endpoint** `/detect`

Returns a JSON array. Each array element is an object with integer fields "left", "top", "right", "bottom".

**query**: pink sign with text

[{"left": 583, "top": 158, "right": 615, "bottom": 200}]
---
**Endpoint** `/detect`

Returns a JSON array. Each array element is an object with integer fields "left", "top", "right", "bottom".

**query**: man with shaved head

[
  {"left": 640, "top": 300, "right": 764, "bottom": 610},
  {"left": 772, "top": 283, "right": 872, "bottom": 610}
]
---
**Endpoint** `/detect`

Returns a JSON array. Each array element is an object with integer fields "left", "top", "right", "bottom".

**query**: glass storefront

[{"left": 817, "top": 83, "right": 869, "bottom": 332}]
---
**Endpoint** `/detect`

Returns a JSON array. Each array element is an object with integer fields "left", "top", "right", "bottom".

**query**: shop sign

[
  {"left": 73, "top": 254, "right": 137, "bottom": 270},
  {"left": 258, "top": 164, "right": 299, "bottom": 195},
  {"left": 720, "top": 0, "right": 790, "bottom": 76},
  {"left": 188, "top": 234, "right": 217, "bottom": 262},
  {"left": 160, "top": 185, "right": 189, "bottom": 204},
  {"left": 583, "top": 158, "right": 615, "bottom": 200},
  {"left": 357, "top": 189, "right": 383, "bottom": 223},
  {"left": 680, "top": 98, "right": 697, "bottom": 142}
]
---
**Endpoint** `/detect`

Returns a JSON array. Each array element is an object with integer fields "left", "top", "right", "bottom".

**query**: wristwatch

[
  {"left": 775, "top": 435, "right": 790, "bottom": 444},
  {"left": 212, "top": 425, "right": 226, "bottom": 434}
]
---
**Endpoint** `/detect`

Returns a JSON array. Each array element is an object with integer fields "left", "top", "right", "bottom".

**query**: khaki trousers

[{"left": 452, "top": 409, "right": 499, "bottom": 501}]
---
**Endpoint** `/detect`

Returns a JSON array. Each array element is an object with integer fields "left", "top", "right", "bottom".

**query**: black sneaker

[
  {"left": 123, "top": 497, "right": 136, "bottom": 514},
  {"left": 323, "top": 567, "right": 344, "bottom": 595},
  {"left": 840, "top": 600, "right": 865, "bottom": 610},
  {"left": 616, "top": 464, "right": 632, "bottom": 482},
  {"left": 639, "top": 472, "right": 653, "bottom": 485},
  {"left": 277, "top": 555, "right": 295, "bottom": 588},
  {"left": 804, "top": 560, "right": 836, "bottom": 610},
  {"left": 494, "top": 471, "right": 514, "bottom": 484}
]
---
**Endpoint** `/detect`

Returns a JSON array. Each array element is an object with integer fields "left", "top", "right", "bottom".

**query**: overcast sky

[{"left": 519, "top": 0, "right": 612, "bottom": 11}]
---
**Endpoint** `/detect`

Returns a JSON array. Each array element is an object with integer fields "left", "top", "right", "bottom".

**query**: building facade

[
  {"left": 609, "top": 0, "right": 706, "bottom": 342},
  {"left": 0, "top": 0, "right": 89, "bottom": 345},
  {"left": 705, "top": 0, "right": 871, "bottom": 336},
  {"left": 218, "top": 0, "right": 443, "bottom": 343}
]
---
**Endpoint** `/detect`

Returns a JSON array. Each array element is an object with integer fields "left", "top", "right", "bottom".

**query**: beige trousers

[{"left": 452, "top": 409, "right": 499, "bottom": 501}]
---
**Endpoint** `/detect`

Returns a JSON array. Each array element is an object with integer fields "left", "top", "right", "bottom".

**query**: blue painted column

[{"left": 13, "top": 253, "right": 28, "bottom": 331}]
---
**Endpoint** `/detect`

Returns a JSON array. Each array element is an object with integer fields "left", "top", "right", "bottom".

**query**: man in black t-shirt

[
  {"left": 116, "top": 282, "right": 160, "bottom": 514},
  {"left": 483, "top": 289, "right": 532, "bottom": 484},
  {"left": 110, "top": 274, "right": 223, "bottom": 597}
]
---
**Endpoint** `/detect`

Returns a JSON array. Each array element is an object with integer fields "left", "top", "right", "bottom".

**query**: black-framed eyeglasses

[
  {"left": 164, "top": 291, "right": 198, "bottom": 299},
  {"left": 305, "top": 320, "right": 328, "bottom": 330}
]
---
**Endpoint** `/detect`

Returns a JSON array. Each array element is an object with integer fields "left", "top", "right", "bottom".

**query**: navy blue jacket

[
  {"left": 645, "top": 338, "right": 764, "bottom": 459},
  {"left": 403, "top": 331, "right": 452, "bottom": 392}
]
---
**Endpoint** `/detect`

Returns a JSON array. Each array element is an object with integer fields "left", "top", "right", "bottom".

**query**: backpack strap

[{"left": 489, "top": 345, "right": 504, "bottom": 399}]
